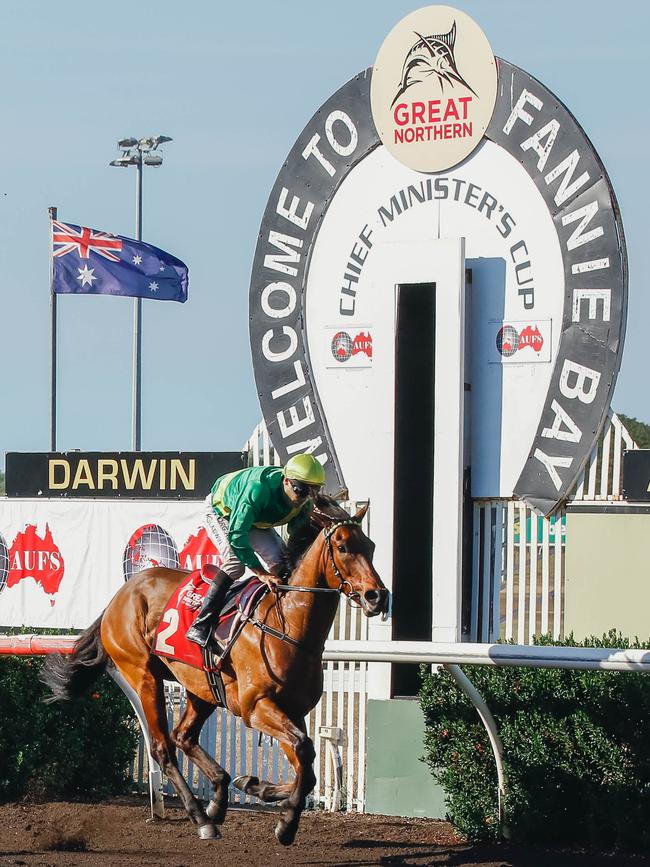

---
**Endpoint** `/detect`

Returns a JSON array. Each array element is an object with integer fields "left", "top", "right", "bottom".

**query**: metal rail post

[
  {"left": 108, "top": 667, "right": 165, "bottom": 820},
  {"left": 444, "top": 664, "right": 510, "bottom": 839}
]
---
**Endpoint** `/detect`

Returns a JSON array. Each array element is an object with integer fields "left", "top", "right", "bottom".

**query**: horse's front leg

[
  {"left": 248, "top": 698, "right": 316, "bottom": 846},
  {"left": 171, "top": 691, "right": 231, "bottom": 825}
]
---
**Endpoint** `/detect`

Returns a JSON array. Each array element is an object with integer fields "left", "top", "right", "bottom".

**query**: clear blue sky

[{"left": 0, "top": 1, "right": 647, "bottom": 470}]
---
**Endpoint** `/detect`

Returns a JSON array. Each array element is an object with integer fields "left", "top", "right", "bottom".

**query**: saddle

[{"left": 153, "top": 566, "right": 269, "bottom": 706}]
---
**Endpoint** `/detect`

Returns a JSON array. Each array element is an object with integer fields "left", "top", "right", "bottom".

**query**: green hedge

[
  {"left": 419, "top": 632, "right": 650, "bottom": 850},
  {"left": 0, "top": 656, "right": 139, "bottom": 801}
]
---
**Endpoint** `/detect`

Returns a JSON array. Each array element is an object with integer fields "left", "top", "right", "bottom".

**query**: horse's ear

[
  {"left": 354, "top": 502, "right": 369, "bottom": 522},
  {"left": 310, "top": 507, "right": 332, "bottom": 530}
]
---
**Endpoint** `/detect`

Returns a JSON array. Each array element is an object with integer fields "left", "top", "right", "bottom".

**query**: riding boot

[{"left": 186, "top": 569, "right": 234, "bottom": 647}]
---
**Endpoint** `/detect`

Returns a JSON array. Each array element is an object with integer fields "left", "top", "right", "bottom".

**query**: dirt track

[{"left": 0, "top": 798, "right": 648, "bottom": 867}]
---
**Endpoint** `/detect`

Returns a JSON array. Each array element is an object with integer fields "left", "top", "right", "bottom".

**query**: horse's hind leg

[
  {"left": 115, "top": 660, "right": 218, "bottom": 839},
  {"left": 172, "top": 692, "right": 231, "bottom": 825},
  {"left": 248, "top": 699, "right": 316, "bottom": 846},
  {"left": 233, "top": 775, "right": 293, "bottom": 803}
]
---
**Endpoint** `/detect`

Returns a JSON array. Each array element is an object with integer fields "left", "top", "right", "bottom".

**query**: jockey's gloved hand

[{"left": 254, "top": 570, "right": 281, "bottom": 589}]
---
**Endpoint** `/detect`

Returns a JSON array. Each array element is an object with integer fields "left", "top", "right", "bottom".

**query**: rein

[
  {"left": 251, "top": 519, "right": 363, "bottom": 654},
  {"left": 275, "top": 519, "right": 362, "bottom": 597}
]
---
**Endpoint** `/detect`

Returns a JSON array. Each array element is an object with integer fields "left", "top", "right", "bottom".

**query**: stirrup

[{"left": 186, "top": 623, "right": 213, "bottom": 648}]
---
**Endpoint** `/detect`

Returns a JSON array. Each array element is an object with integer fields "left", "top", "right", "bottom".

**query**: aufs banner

[{"left": 0, "top": 500, "right": 224, "bottom": 629}]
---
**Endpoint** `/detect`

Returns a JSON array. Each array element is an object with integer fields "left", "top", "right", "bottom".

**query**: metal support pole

[
  {"left": 132, "top": 153, "right": 143, "bottom": 451},
  {"left": 108, "top": 667, "right": 165, "bottom": 820},
  {"left": 319, "top": 726, "right": 344, "bottom": 811},
  {"left": 444, "top": 663, "right": 510, "bottom": 839},
  {"left": 49, "top": 205, "right": 58, "bottom": 452}
]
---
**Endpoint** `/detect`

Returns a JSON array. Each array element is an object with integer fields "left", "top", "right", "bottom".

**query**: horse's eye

[{"left": 337, "top": 544, "right": 348, "bottom": 554}]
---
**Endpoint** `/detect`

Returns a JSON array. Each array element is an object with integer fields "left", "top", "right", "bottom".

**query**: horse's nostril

[{"left": 365, "top": 590, "right": 380, "bottom": 603}]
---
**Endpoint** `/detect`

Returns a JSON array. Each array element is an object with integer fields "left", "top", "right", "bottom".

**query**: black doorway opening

[{"left": 391, "top": 282, "right": 435, "bottom": 698}]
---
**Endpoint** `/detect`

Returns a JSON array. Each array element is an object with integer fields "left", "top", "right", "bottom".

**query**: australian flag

[{"left": 51, "top": 220, "right": 188, "bottom": 303}]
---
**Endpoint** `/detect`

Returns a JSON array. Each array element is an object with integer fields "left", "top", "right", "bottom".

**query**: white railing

[
  {"left": 230, "top": 410, "right": 639, "bottom": 810},
  {"left": 243, "top": 422, "right": 282, "bottom": 468},
  {"left": 571, "top": 411, "right": 637, "bottom": 501},
  {"left": 471, "top": 500, "right": 565, "bottom": 643},
  {"left": 472, "top": 411, "right": 638, "bottom": 645}
]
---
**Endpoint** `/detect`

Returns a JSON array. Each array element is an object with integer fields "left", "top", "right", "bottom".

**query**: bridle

[
  {"left": 323, "top": 519, "right": 364, "bottom": 604},
  {"left": 250, "top": 519, "right": 365, "bottom": 654},
  {"left": 274, "top": 519, "right": 364, "bottom": 603}
]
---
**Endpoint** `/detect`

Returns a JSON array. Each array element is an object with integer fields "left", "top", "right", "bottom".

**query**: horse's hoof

[
  {"left": 275, "top": 821, "right": 296, "bottom": 847},
  {"left": 233, "top": 774, "right": 257, "bottom": 793},
  {"left": 198, "top": 823, "right": 220, "bottom": 840}
]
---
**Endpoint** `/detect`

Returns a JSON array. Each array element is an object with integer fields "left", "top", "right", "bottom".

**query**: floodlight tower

[{"left": 110, "top": 135, "right": 172, "bottom": 451}]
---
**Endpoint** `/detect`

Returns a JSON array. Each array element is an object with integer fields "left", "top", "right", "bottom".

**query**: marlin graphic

[{"left": 391, "top": 22, "right": 478, "bottom": 108}]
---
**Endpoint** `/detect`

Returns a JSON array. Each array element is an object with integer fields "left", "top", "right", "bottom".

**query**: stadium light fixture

[
  {"left": 109, "top": 134, "right": 173, "bottom": 452},
  {"left": 109, "top": 155, "right": 139, "bottom": 167}
]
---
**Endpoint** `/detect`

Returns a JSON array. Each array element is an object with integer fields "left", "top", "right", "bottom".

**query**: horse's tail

[{"left": 40, "top": 614, "right": 108, "bottom": 704}]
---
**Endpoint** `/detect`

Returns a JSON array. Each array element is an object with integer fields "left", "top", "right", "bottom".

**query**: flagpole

[
  {"left": 49, "top": 205, "right": 57, "bottom": 452},
  {"left": 133, "top": 150, "right": 143, "bottom": 451}
]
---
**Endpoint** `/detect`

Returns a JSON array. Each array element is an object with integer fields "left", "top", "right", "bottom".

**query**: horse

[{"left": 41, "top": 495, "right": 388, "bottom": 845}]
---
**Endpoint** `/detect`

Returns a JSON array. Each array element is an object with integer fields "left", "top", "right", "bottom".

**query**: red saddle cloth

[{"left": 153, "top": 566, "right": 265, "bottom": 672}]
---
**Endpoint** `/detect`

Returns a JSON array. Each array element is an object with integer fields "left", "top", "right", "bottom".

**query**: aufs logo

[
  {"left": 496, "top": 324, "right": 544, "bottom": 357},
  {"left": 371, "top": 5, "right": 497, "bottom": 172},
  {"left": 331, "top": 331, "right": 373, "bottom": 363},
  {"left": 6, "top": 523, "right": 65, "bottom": 606},
  {"left": 179, "top": 527, "right": 222, "bottom": 572},
  {"left": 329, "top": 330, "right": 373, "bottom": 366}
]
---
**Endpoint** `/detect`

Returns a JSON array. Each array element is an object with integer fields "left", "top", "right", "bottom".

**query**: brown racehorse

[{"left": 41, "top": 496, "right": 388, "bottom": 845}]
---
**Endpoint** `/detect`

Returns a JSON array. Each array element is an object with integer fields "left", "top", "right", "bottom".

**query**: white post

[
  {"left": 431, "top": 239, "right": 465, "bottom": 642},
  {"left": 318, "top": 725, "right": 344, "bottom": 811}
]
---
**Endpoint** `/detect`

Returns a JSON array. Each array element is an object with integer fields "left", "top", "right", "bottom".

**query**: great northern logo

[
  {"left": 6, "top": 524, "right": 65, "bottom": 606},
  {"left": 371, "top": 5, "right": 497, "bottom": 172},
  {"left": 391, "top": 23, "right": 476, "bottom": 108}
]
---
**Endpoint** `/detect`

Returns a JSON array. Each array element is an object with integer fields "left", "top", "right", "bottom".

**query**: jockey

[{"left": 186, "top": 453, "right": 326, "bottom": 646}]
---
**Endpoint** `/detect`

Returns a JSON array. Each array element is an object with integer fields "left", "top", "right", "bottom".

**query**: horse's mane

[{"left": 280, "top": 494, "right": 352, "bottom": 575}]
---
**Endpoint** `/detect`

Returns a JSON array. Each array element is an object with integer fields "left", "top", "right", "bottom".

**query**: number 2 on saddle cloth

[{"left": 153, "top": 565, "right": 265, "bottom": 673}]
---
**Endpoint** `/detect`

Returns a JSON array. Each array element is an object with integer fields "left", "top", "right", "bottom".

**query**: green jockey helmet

[{"left": 283, "top": 453, "right": 326, "bottom": 486}]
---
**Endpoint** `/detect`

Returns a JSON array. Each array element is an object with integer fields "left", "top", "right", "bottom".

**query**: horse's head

[{"left": 312, "top": 499, "right": 389, "bottom": 617}]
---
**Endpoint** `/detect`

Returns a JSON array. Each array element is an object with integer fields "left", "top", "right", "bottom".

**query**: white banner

[{"left": 0, "top": 499, "right": 219, "bottom": 629}]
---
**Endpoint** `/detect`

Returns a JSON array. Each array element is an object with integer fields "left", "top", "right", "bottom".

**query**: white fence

[
  {"left": 472, "top": 411, "right": 637, "bottom": 645},
  {"left": 132, "top": 412, "right": 636, "bottom": 812}
]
